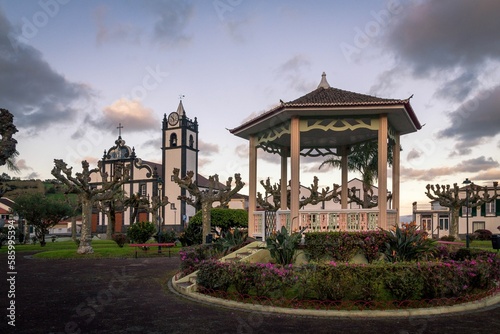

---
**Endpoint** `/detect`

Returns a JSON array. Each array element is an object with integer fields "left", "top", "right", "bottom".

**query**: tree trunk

[
  {"left": 78, "top": 198, "right": 94, "bottom": 254},
  {"left": 450, "top": 207, "right": 460, "bottom": 240},
  {"left": 201, "top": 202, "right": 212, "bottom": 244},
  {"left": 105, "top": 208, "right": 116, "bottom": 240},
  {"left": 71, "top": 216, "right": 77, "bottom": 241}
]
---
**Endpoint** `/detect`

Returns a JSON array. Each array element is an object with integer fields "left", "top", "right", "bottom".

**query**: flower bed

[{"left": 194, "top": 250, "right": 500, "bottom": 309}]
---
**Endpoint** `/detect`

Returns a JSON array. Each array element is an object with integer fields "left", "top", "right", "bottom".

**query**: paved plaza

[{"left": 1, "top": 253, "right": 499, "bottom": 334}]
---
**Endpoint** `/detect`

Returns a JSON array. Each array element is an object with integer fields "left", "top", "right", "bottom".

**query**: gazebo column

[
  {"left": 290, "top": 117, "right": 300, "bottom": 231},
  {"left": 248, "top": 135, "right": 257, "bottom": 237},
  {"left": 280, "top": 149, "right": 288, "bottom": 210},
  {"left": 341, "top": 145, "right": 348, "bottom": 209},
  {"left": 378, "top": 114, "right": 388, "bottom": 229},
  {"left": 392, "top": 132, "right": 401, "bottom": 224}
]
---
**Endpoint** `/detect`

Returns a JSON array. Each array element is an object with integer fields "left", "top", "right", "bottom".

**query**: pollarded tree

[
  {"left": 320, "top": 140, "right": 395, "bottom": 208},
  {"left": 425, "top": 182, "right": 499, "bottom": 240},
  {"left": 172, "top": 168, "right": 244, "bottom": 244},
  {"left": 51, "top": 159, "right": 129, "bottom": 254},
  {"left": 95, "top": 188, "right": 126, "bottom": 240},
  {"left": 256, "top": 176, "right": 341, "bottom": 211}
]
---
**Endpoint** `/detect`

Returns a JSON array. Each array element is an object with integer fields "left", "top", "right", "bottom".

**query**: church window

[
  {"left": 189, "top": 135, "right": 194, "bottom": 148},
  {"left": 140, "top": 183, "right": 146, "bottom": 197},
  {"left": 170, "top": 133, "right": 177, "bottom": 147}
]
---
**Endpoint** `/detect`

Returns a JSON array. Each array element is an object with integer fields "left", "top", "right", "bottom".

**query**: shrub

[
  {"left": 266, "top": 226, "right": 303, "bottom": 265},
  {"left": 383, "top": 263, "right": 424, "bottom": 300},
  {"left": 196, "top": 259, "right": 233, "bottom": 291},
  {"left": 179, "top": 222, "right": 202, "bottom": 246},
  {"left": 156, "top": 229, "right": 177, "bottom": 243},
  {"left": 383, "top": 223, "right": 437, "bottom": 262},
  {"left": 112, "top": 233, "right": 128, "bottom": 247},
  {"left": 189, "top": 208, "right": 248, "bottom": 232},
  {"left": 304, "top": 231, "right": 387, "bottom": 263},
  {"left": 214, "top": 228, "right": 248, "bottom": 255},
  {"left": 193, "top": 251, "right": 500, "bottom": 304},
  {"left": 440, "top": 235, "right": 456, "bottom": 242},
  {"left": 471, "top": 229, "right": 492, "bottom": 241},
  {"left": 126, "top": 221, "right": 156, "bottom": 244}
]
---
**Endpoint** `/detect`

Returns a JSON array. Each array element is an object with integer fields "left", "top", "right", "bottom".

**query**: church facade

[{"left": 89, "top": 100, "right": 199, "bottom": 233}]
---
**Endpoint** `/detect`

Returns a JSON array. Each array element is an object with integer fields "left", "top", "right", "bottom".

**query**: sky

[{"left": 1, "top": 0, "right": 499, "bottom": 216}]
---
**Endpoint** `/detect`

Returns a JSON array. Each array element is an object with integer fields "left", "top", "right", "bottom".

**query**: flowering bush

[
  {"left": 196, "top": 260, "right": 233, "bottom": 291},
  {"left": 179, "top": 244, "right": 219, "bottom": 277},
  {"left": 194, "top": 250, "right": 500, "bottom": 303}
]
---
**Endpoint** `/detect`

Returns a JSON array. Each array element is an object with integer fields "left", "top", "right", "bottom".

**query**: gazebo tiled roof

[{"left": 230, "top": 73, "right": 421, "bottom": 139}]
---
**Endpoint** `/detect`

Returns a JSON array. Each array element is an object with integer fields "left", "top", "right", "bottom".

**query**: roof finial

[{"left": 317, "top": 72, "right": 330, "bottom": 89}]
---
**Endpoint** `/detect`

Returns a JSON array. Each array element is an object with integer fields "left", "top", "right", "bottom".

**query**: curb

[{"left": 170, "top": 276, "right": 500, "bottom": 318}]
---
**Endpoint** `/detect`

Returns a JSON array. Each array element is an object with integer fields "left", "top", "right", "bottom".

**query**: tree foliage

[
  {"left": 11, "top": 193, "right": 73, "bottom": 246},
  {"left": 320, "top": 140, "right": 395, "bottom": 208},
  {"left": 127, "top": 221, "right": 156, "bottom": 244},
  {"left": 182, "top": 208, "right": 248, "bottom": 245}
]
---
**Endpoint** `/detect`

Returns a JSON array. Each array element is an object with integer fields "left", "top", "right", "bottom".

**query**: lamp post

[
  {"left": 463, "top": 178, "right": 471, "bottom": 248},
  {"left": 157, "top": 177, "right": 163, "bottom": 254}
]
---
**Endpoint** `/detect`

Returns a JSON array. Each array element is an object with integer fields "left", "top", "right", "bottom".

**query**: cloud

[
  {"left": 406, "top": 148, "right": 422, "bottom": 161},
  {"left": 234, "top": 144, "right": 247, "bottom": 159},
  {"left": 379, "top": 0, "right": 500, "bottom": 101},
  {"left": 0, "top": 10, "right": 93, "bottom": 130},
  {"left": 275, "top": 55, "right": 314, "bottom": 93},
  {"left": 401, "top": 156, "right": 499, "bottom": 181},
  {"left": 386, "top": 0, "right": 500, "bottom": 73},
  {"left": 148, "top": 0, "right": 194, "bottom": 48},
  {"left": 141, "top": 137, "right": 161, "bottom": 151},
  {"left": 472, "top": 169, "right": 500, "bottom": 184},
  {"left": 438, "top": 85, "right": 500, "bottom": 154},
  {"left": 198, "top": 140, "right": 219, "bottom": 155},
  {"left": 77, "top": 99, "right": 158, "bottom": 137},
  {"left": 433, "top": 70, "right": 478, "bottom": 101},
  {"left": 25, "top": 171, "right": 40, "bottom": 180},
  {"left": 93, "top": 5, "right": 142, "bottom": 46},
  {"left": 15, "top": 159, "right": 32, "bottom": 170}
]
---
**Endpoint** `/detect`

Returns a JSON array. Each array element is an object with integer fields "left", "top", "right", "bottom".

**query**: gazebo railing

[{"left": 252, "top": 209, "right": 398, "bottom": 240}]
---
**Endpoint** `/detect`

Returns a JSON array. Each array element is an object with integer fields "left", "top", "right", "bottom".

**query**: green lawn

[{"left": 0, "top": 239, "right": 181, "bottom": 259}]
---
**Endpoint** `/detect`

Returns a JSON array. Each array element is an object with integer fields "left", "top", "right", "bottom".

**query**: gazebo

[{"left": 229, "top": 73, "right": 422, "bottom": 239}]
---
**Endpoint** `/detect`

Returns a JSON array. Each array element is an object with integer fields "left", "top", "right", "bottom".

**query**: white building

[{"left": 413, "top": 184, "right": 500, "bottom": 238}]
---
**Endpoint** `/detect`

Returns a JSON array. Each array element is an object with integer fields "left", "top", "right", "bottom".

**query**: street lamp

[
  {"left": 463, "top": 178, "right": 471, "bottom": 248},
  {"left": 157, "top": 177, "right": 163, "bottom": 254}
]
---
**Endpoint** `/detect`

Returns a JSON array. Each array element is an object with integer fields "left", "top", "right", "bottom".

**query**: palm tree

[{"left": 320, "top": 140, "right": 394, "bottom": 208}]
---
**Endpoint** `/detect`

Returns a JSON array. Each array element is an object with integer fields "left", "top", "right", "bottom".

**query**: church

[{"left": 89, "top": 100, "right": 231, "bottom": 234}]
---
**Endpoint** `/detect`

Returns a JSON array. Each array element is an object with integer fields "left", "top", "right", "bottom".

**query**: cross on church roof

[{"left": 117, "top": 123, "right": 123, "bottom": 136}]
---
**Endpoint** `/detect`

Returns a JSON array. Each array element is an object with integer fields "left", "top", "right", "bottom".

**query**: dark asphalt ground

[{"left": 1, "top": 252, "right": 499, "bottom": 334}]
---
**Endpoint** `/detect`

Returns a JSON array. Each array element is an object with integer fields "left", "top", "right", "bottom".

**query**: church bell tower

[{"left": 162, "top": 100, "right": 199, "bottom": 228}]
